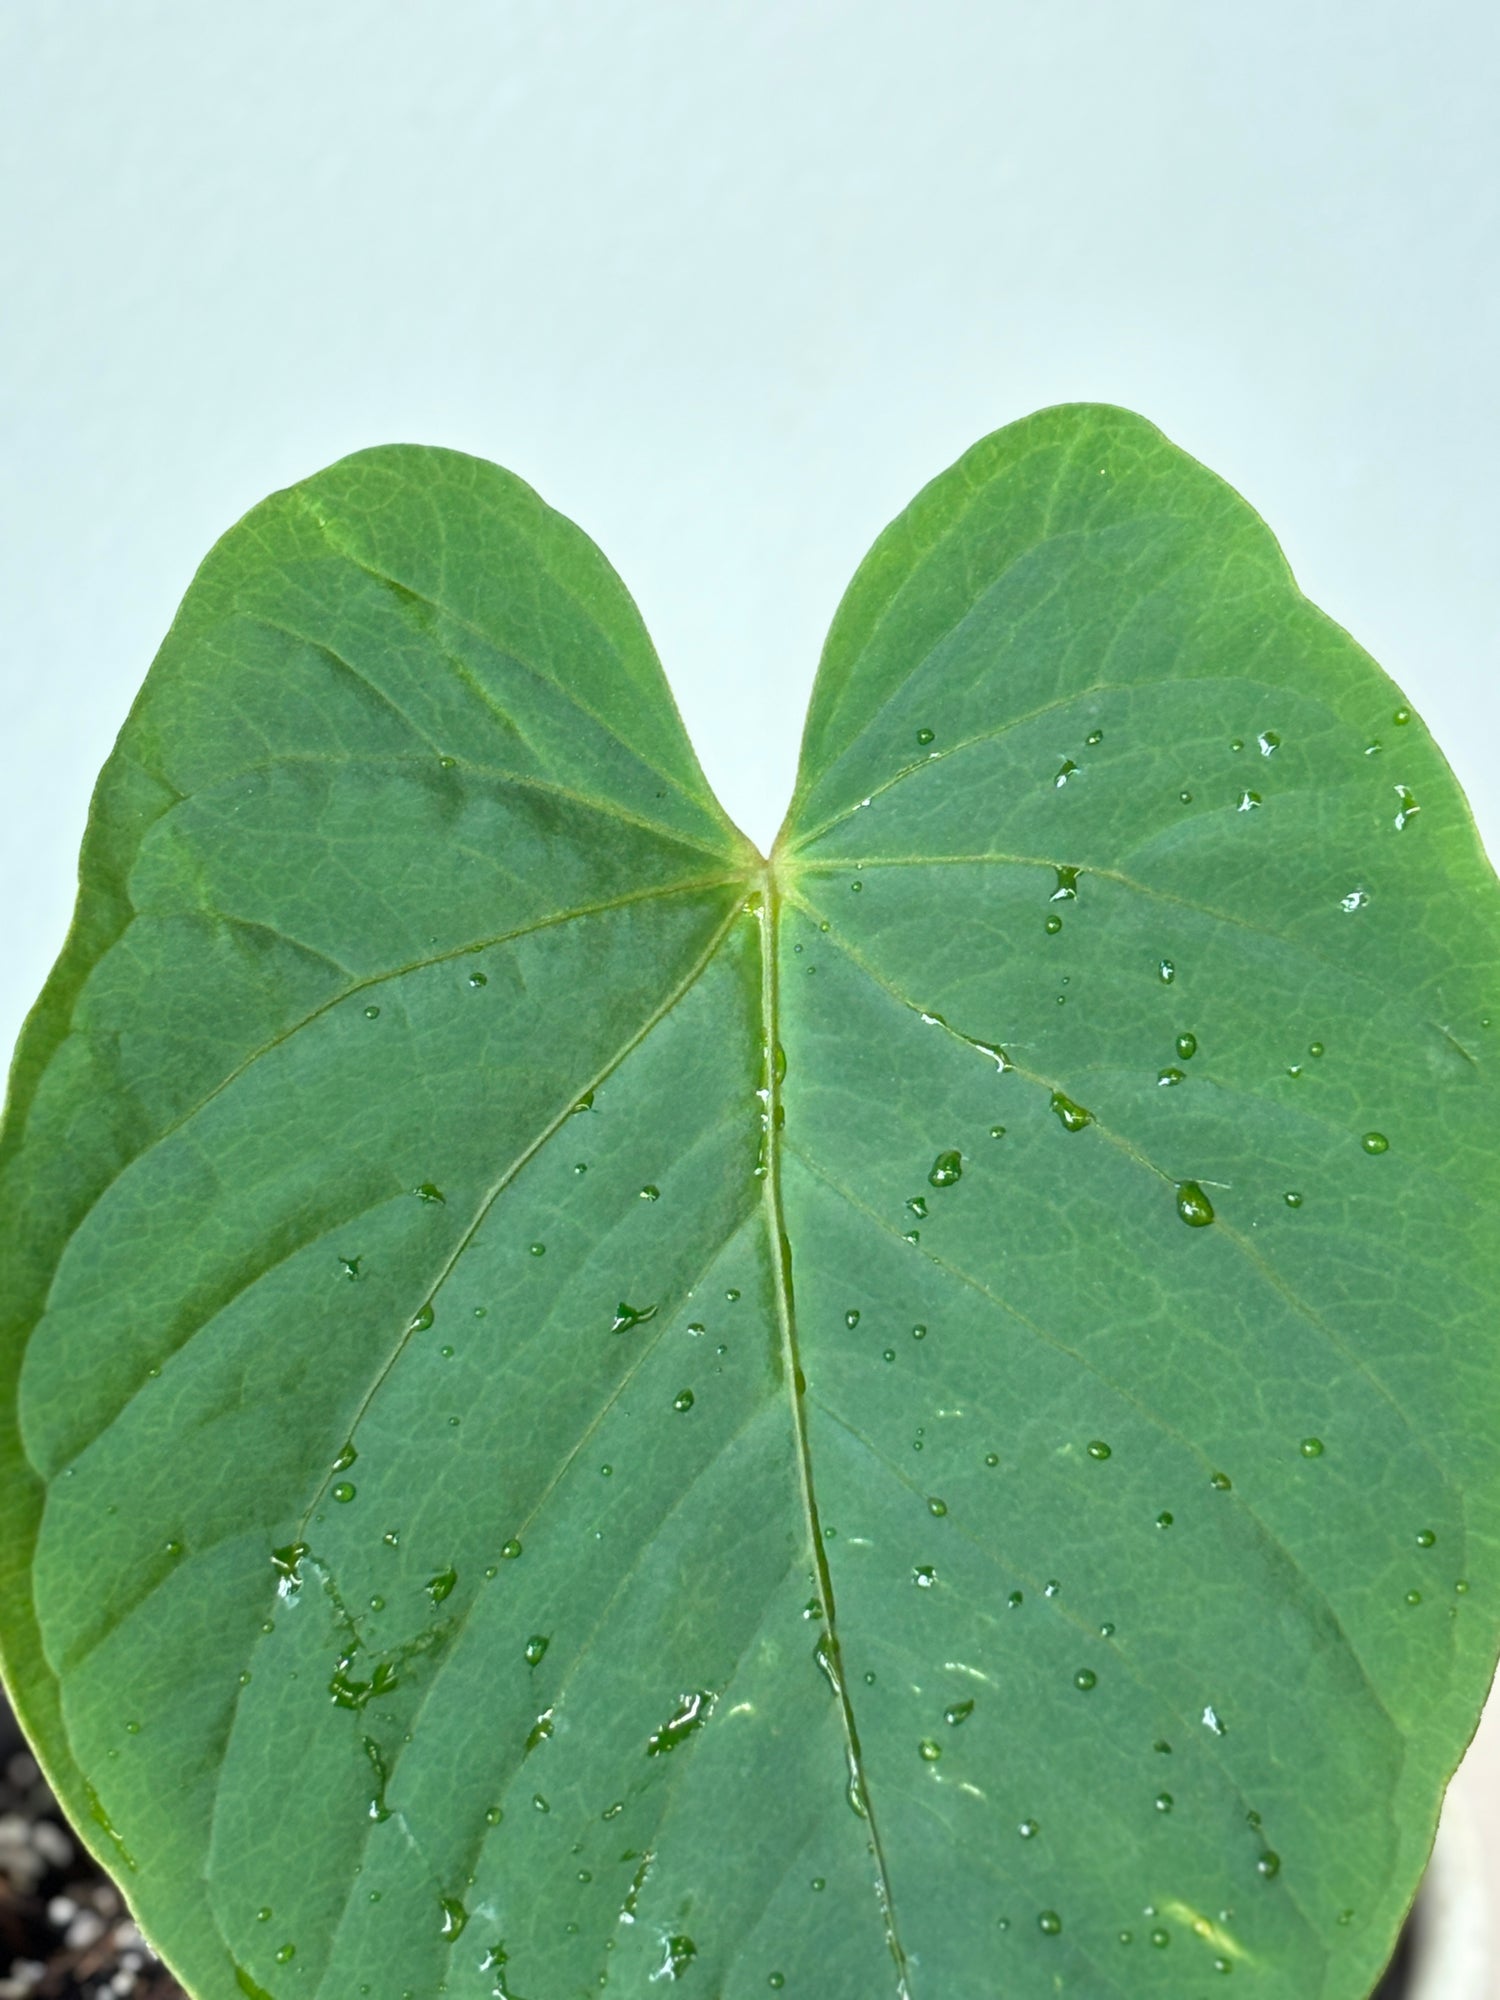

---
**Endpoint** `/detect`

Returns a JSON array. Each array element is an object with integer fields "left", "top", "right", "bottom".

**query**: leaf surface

[{"left": 2, "top": 408, "right": 1498, "bottom": 2000}]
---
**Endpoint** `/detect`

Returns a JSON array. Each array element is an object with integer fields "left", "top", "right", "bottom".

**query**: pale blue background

[{"left": 3, "top": 1, "right": 1498, "bottom": 1070}]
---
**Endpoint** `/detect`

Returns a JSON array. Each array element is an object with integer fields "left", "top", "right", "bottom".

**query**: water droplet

[
  {"left": 1050, "top": 1091, "right": 1091, "bottom": 1133},
  {"left": 1257, "top": 730, "right": 1281, "bottom": 757},
  {"left": 1151, "top": 1927, "right": 1170, "bottom": 1949},
  {"left": 1087, "top": 1439, "right": 1112, "bottom": 1460},
  {"left": 1007, "top": 1590, "right": 1023, "bottom": 1608},
  {"left": 332, "top": 1482, "right": 356, "bottom": 1504},
  {"left": 1257, "top": 1850, "right": 1280, "bottom": 1879},
  {"left": 1406, "top": 1589, "right": 1422, "bottom": 1606},
  {"left": 673, "top": 1389, "right": 695, "bottom": 1413},
  {"left": 1175, "top": 1033, "right": 1200, "bottom": 1062},
  {"left": 1175, "top": 1182, "right": 1214, "bottom": 1227},
  {"left": 1051, "top": 866, "right": 1080, "bottom": 902},
  {"left": 363, "top": 1005, "right": 380, "bottom": 1020},
  {"left": 1284, "top": 1190, "right": 1303, "bottom": 1209},
  {"left": 928, "top": 1150, "right": 963, "bottom": 1187},
  {"left": 338, "top": 1255, "right": 362, "bottom": 1281},
  {"left": 989, "top": 1124, "right": 1007, "bottom": 1141},
  {"left": 332, "top": 1442, "right": 358, "bottom": 1474},
  {"left": 639, "top": 1184, "right": 660, "bottom": 1202},
  {"left": 905, "top": 1195, "right": 927, "bottom": 1218},
  {"left": 1017, "top": 1816, "right": 1039, "bottom": 1838},
  {"left": 927, "top": 1496, "right": 948, "bottom": 1517},
  {"left": 1044, "top": 913, "right": 1063, "bottom": 934},
  {"left": 439, "top": 1897, "right": 468, "bottom": 1942},
  {"left": 911, "top": 1323, "right": 927, "bottom": 1340},
  {"left": 1159, "top": 959, "right": 1176, "bottom": 984},
  {"left": 529, "top": 1241, "right": 545, "bottom": 1257},
  {"left": 1394, "top": 706, "right": 1412, "bottom": 726},
  {"left": 1361, "top": 1131, "right": 1390, "bottom": 1155},
  {"left": 918, "top": 1738, "right": 942, "bottom": 1763},
  {"left": 1119, "top": 1929, "right": 1134, "bottom": 1946},
  {"left": 647, "top": 1690, "right": 714, "bottom": 1755},
  {"left": 409, "top": 1302, "right": 434, "bottom": 1333},
  {"left": 1074, "top": 1668, "right": 1097, "bottom": 1691},
  {"left": 1054, "top": 759, "right": 1077, "bottom": 789},
  {"left": 769, "top": 1976, "right": 786, "bottom": 1991},
  {"left": 1156, "top": 1512, "right": 1174, "bottom": 1529},
  {"left": 1340, "top": 888, "right": 1369, "bottom": 913},
  {"left": 1236, "top": 789, "right": 1262, "bottom": 812},
  {"left": 660, "top": 1936, "right": 696, "bottom": 1981},
  {"left": 415, "top": 1182, "right": 445, "bottom": 1204},
  {"left": 274, "top": 1943, "right": 296, "bottom": 1965},
  {"left": 984, "top": 1452, "right": 999, "bottom": 1467},
  {"left": 1086, "top": 728, "right": 1104, "bottom": 745},
  {"left": 913, "top": 1565, "right": 937, "bottom": 1589},
  {"left": 483, "top": 1805, "right": 503, "bottom": 1826},
  {"left": 1044, "top": 1579, "right": 1060, "bottom": 1597},
  {"left": 524, "top": 1634, "right": 549, "bottom": 1667},
  {"left": 850, "top": 879, "right": 863, "bottom": 893},
  {"left": 427, "top": 1566, "right": 457, "bottom": 1605},
  {"left": 1178, "top": 790, "right": 1193, "bottom": 805},
  {"left": 943, "top": 1698, "right": 974, "bottom": 1728},
  {"left": 1394, "top": 785, "right": 1420, "bottom": 830},
  {"left": 611, "top": 1301, "right": 658, "bottom": 1333},
  {"left": 501, "top": 1538, "right": 523, "bottom": 1560},
  {"left": 1210, "top": 1471, "right": 1232, "bottom": 1491},
  {"left": 1417, "top": 1529, "right": 1436, "bottom": 1548},
  {"left": 725, "top": 1288, "right": 741, "bottom": 1302},
  {"left": 1158, "top": 1067, "right": 1186, "bottom": 1087},
  {"left": 1155, "top": 1792, "right": 1173, "bottom": 1813},
  {"left": 1456, "top": 1579, "right": 1471, "bottom": 1594},
  {"left": 1038, "top": 1910, "right": 1063, "bottom": 1936},
  {"left": 916, "top": 727, "right": 935, "bottom": 745}
]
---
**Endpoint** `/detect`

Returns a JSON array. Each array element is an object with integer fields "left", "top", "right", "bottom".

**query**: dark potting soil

[{"left": 2, "top": 1690, "right": 1422, "bottom": 1998}]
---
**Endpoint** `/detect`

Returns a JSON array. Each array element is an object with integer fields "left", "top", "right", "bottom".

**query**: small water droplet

[
  {"left": 1044, "top": 913, "right": 1063, "bottom": 934},
  {"left": 1054, "top": 759, "right": 1077, "bottom": 789},
  {"left": 850, "top": 879, "right": 863, "bottom": 893},
  {"left": 927, "top": 1496, "right": 948, "bottom": 1517},
  {"left": 501, "top": 1538, "right": 523, "bottom": 1560},
  {"left": 905, "top": 1195, "right": 927, "bottom": 1218},
  {"left": 611, "top": 1301, "right": 658, "bottom": 1333},
  {"left": 928, "top": 1150, "right": 963, "bottom": 1187},
  {"left": 984, "top": 1452, "right": 999, "bottom": 1467},
  {"left": 911, "top": 1323, "right": 927, "bottom": 1340},
  {"left": 1087, "top": 1440, "right": 1112, "bottom": 1460},
  {"left": 1159, "top": 959, "right": 1176, "bottom": 984},
  {"left": 332, "top": 1482, "right": 356, "bottom": 1504},
  {"left": 1257, "top": 1850, "right": 1280, "bottom": 1879},
  {"left": 673, "top": 1389, "right": 695, "bottom": 1413},
  {"left": 1258, "top": 730, "right": 1281, "bottom": 757},
  {"left": 1074, "top": 1668, "right": 1097, "bottom": 1691},
  {"left": 274, "top": 1944, "right": 296, "bottom": 1966},
  {"left": 426, "top": 1566, "right": 457, "bottom": 1605},
  {"left": 1236, "top": 789, "right": 1262, "bottom": 812},
  {"left": 1038, "top": 1910, "right": 1062, "bottom": 1936},
  {"left": 524, "top": 1634, "right": 549, "bottom": 1667},
  {"left": 1155, "top": 1792, "right": 1173, "bottom": 1813},
  {"left": 1406, "top": 1589, "right": 1422, "bottom": 1606},
  {"left": 1157, "top": 1066, "right": 1186, "bottom": 1087},
  {"left": 1008, "top": 1590, "right": 1023, "bottom": 1608},
  {"left": 1340, "top": 888, "right": 1369, "bottom": 913},
  {"left": 916, "top": 727, "right": 935, "bottom": 745},
  {"left": 1175, "top": 1032, "right": 1198, "bottom": 1060},
  {"left": 912, "top": 1565, "right": 937, "bottom": 1589},
  {"left": 918, "top": 1738, "right": 942, "bottom": 1763},
  {"left": 1394, "top": 785, "right": 1420, "bottom": 830},
  {"left": 1151, "top": 1927, "right": 1170, "bottom": 1949},
  {"left": 1051, "top": 866, "right": 1080, "bottom": 902},
  {"left": 647, "top": 1690, "right": 714, "bottom": 1755},
  {"left": 1175, "top": 1182, "right": 1214, "bottom": 1227},
  {"left": 1284, "top": 1190, "right": 1303, "bottom": 1208},
  {"left": 1361, "top": 1131, "right": 1389, "bottom": 1155},
  {"left": 1210, "top": 1471, "right": 1232, "bottom": 1491},
  {"left": 639, "top": 1184, "right": 660, "bottom": 1202},
  {"left": 1156, "top": 1511, "right": 1174, "bottom": 1529},
  {"left": 409, "top": 1302, "right": 434, "bottom": 1332},
  {"left": 438, "top": 1897, "right": 468, "bottom": 1942},
  {"left": 1393, "top": 706, "right": 1412, "bottom": 726},
  {"left": 944, "top": 1699, "right": 974, "bottom": 1726},
  {"left": 338, "top": 1255, "right": 362, "bottom": 1281},
  {"left": 1416, "top": 1529, "right": 1436, "bottom": 1548},
  {"left": 660, "top": 1936, "right": 696, "bottom": 1980},
  {"left": 363, "top": 1005, "right": 380, "bottom": 1020}
]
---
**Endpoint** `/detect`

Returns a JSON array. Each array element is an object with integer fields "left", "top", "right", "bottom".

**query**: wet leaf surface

[{"left": 2, "top": 408, "right": 1496, "bottom": 1998}]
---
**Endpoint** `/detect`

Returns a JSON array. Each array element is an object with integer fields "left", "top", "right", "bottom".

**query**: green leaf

[{"left": 3, "top": 407, "right": 1498, "bottom": 2000}]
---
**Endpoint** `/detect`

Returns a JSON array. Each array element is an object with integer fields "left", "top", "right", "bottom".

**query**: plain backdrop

[{"left": 2, "top": 3, "right": 1498, "bottom": 1956}]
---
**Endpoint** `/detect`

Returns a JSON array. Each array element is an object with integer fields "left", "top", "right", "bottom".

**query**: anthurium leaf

[{"left": 2, "top": 408, "right": 1498, "bottom": 2000}]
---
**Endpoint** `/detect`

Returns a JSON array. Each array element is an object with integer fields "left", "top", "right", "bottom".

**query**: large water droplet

[
  {"left": 1361, "top": 1131, "right": 1389, "bottom": 1155},
  {"left": 1050, "top": 1092, "right": 1091, "bottom": 1133},
  {"left": 1393, "top": 785, "right": 1420, "bottom": 830},
  {"left": 1175, "top": 1182, "right": 1214, "bottom": 1226},
  {"left": 438, "top": 1897, "right": 468, "bottom": 1941},
  {"left": 928, "top": 1150, "right": 963, "bottom": 1187},
  {"left": 1038, "top": 1910, "right": 1063, "bottom": 1936},
  {"left": 611, "top": 1301, "right": 658, "bottom": 1333},
  {"left": 1051, "top": 866, "right": 1080, "bottom": 903}
]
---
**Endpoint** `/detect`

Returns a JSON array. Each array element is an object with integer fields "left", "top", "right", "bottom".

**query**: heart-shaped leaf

[{"left": 3, "top": 406, "right": 1498, "bottom": 2000}]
